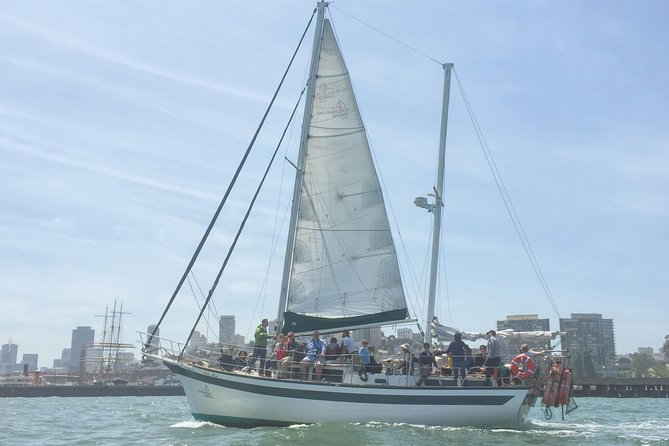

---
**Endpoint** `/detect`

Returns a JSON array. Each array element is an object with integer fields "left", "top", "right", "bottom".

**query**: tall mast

[
  {"left": 424, "top": 63, "right": 453, "bottom": 343},
  {"left": 276, "top": 1, "right": 328, "bottom": 329}
]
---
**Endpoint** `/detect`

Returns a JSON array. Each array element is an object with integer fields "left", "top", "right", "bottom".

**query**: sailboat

[{"left": 143, "top": 1, "right": 539, "bottom": 428}]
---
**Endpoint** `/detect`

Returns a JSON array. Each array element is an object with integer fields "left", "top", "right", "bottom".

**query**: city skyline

[
  {"left": 1, "top": 2, "right": 667, "bottom": 364},
  {"left": 1, "top": 310, "right": 664, "bottom": 369}
]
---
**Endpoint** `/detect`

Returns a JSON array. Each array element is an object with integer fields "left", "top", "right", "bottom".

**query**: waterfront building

[
  {"left": 356, "top": 327, "right": 384, "bottom": 350},
  {"left": 231, "top": 334, "right": 245, "bottom": 346},
  {"left": 1, "top": 341, "right": 18, "bottom": 365},
  {"left": 497, "top": 314, "right": 551, "bottom": 359},
  {"left": 190, "top": 331, "right": 207, "bottom": 346},
  {"left": 60, "top": 348, "right": 71, "bottom": 370},
  {"left": 69, "top": 326, "right": 95, "bottom": 373},
  {"left": 21, "top": 353, "right": 38, "bottom": 372},
  {"left": 1, "top": 341, "right": 19, "bottom": 374},
  {"left": 396, "top": 328, "right": 413, "bottom": 341},
  {"left": 560, "top": 313, "right": 616, "bottom": 379}
]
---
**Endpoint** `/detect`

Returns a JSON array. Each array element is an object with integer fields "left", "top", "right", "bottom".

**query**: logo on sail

[{"left": 317, "top": 99, "right": 350, "bottom": 120}]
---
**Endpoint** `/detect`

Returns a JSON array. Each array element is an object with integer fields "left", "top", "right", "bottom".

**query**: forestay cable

[{"left": 144, "top": 8, "right": 317, "bottom": 352}]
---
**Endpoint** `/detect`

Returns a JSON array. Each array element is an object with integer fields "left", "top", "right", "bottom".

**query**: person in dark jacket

[
  {"left": 445, "top": 332, "right": 471, "bottom": 385},
  {"left": 366, "top": 346, "right": 382, "bottom": 374},
  {"left": 218, "top": 346, "right": 235, "bottom": 372},
  {"left": 416, "top": 343, "right": 438, "bottom": 386}
]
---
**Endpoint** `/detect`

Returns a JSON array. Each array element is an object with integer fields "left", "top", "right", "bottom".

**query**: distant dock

[{"left": 572, "top": 378, "right": 669, "bottom": 398}]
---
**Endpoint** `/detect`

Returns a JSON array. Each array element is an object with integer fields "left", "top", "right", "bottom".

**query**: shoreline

[{"left": 0, "top": 384, "right": 185, "bottom": 398}]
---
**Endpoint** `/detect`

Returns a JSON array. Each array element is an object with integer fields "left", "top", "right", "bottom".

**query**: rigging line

[
  {"left": 330, "top": 5, "right": 442, "bottom": 66},
  {"left": 189, "top": 272, "right": 221, "bottom": 339},
  {"left": 367, "top": 126, "right": 427, "bottom": 323},
  {"left": 466, "top": 100, "right": 562, "bottom": 318},
  {"left": 452, "top": 68, "right": 561, "bottom": 318},
  {"left": 181, "top": 87, "right": 307, "bottom": 355},
  {"left": 455, "top": 70, "right": 561, "bottom": 317},
  {"left": 145, "top": 8, "right": 318, "bottom": 351},
  {"left": 256, "top": 109, "right": 299, "bottom": 315},
  {"left": 192, "top": 272, "right": 221, "bottom": 321},
  {"left": 185, "top": 275, "right": 214, "bottom": 338}
]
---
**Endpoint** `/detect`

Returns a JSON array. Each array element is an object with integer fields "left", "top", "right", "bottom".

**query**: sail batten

[{"left": 284, "top": 19, "right": 408, "bottom": 333}]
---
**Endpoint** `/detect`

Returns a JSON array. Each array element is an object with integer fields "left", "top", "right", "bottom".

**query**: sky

[{"left": 1, "top": 1, "right": 667, "bottom": 367}]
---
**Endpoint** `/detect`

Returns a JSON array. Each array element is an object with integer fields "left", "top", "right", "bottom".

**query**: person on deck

[
  {"left": 520, "top": 343, "right": 546, "bottom": 360},
  {"left": 277, "top": 332, "right": 299, "bottom": 379},
  {"left": 399, "top": 343, "right": 416, "bottom": 375},
  {"left": 416, "top": 343, "right": 438, "bottom": 386},
  {"left": 234, "top": 350, "right": 250, "bottom": 372},
  {"left": 266, "top": 334, "right": 287, "bottom": 372},
  {"left": 367, "top": 346, "right": 382, "bottom": 373},
  {"left": 300, "top": 331, "right": 327, "bottom": 381},
  {"left": 325, "top": 337, "right": 341, "bottom": 361},
  {"left": 218, "top": 346, "right": 235, "bottom": 372},
  {"left": 483, "top": 330, "right": 501, "bottom": 386},
  {"left": 359, "top": 340, "right": 371, "bottom": 368},
  {"left": 444, "top": 332, "right": 471, "bottom": 386},
  {"left": 472, "top": 344, "right": 488, "bottom": 372},
  {"left": 338, "top": 330, "right": 357, "bottom": 362},
  {"left": 251, "top": 318, "right": 273, "bottom": 376}
]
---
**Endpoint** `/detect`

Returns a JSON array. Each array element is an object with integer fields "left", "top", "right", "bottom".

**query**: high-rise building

[
  {"left": 69, "top": 326, "right": 95, "bottom": 373},
  {"left": 638, "top": 347, "right": 653, "bottom": 356},
  {"left": 397, "top": 328, "right": 413, "bottom": 341},
  {"left": 498, "top": 314, "right": 550, "bottom": 332},
  {"left": 1, "top": 341, "right": 18, "bottom": 366},
  {"left": 356, "top": 327, "right": 384, "bottom": 350},
  {"left": 559, "top": 313, "right": 616, "bottom": 379},
  {"left": 219, "top": 315, "right": 235, "bottom": 344},
  {"left": 1, "top": 340, "right": 19, "bottom": 374},
  {"left": 60, "top": 348, "right": 71, "bottom": 371},
  {"left": 496, "top": 314, "right": 551, "bottom": 359},
  {"left": 190, "top": 331, "right": 207, "bottom": 346},
  {"left": 21, "top": 353, "right": 38, "bottom": 372}
]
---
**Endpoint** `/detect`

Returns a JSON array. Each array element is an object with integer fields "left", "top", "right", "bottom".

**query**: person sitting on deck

[
  {"left": 218, "top": 346, "right": 235, "bottom": 372},
  {"left": 367, "top": 346, "right": 382, "bottom": 374},
  {"left": 234, "top": 350, "right": 250, "bottom": 372},
  {"left": 337, "top": 330, "right": 357, "bottom": 362},
  {"left": 359, "top": 340, "right": 370, "bottom": 369},
  {"left": 471, "top": 344, "right": 488, "bottom": 373},
  {"left": 277, "top": 332, "right": 299, "bottom": 379},
  {"left": 300, "top": 331, "right": 327, "bottom": 381},
  {"left": 416, "top": 343, "right": 438, "bottom": 386},
  {"left": 325, "top": 337, "right": 341, "bottom": 361}
]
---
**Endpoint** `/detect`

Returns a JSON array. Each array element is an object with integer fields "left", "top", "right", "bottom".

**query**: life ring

[
  {"left": 510, "top": 353, "right": 536, "bottom": 380},
  {"left": 358, "top": 369, "right": 368, "bottom": 382}
]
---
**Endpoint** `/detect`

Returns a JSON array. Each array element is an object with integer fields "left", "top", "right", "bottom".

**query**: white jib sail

[{"left": 285, "top": 20, "right": 408, "bottom": 325}]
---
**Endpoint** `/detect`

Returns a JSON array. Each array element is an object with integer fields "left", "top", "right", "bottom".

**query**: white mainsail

[{"left": 283, "top": 20, "right": 408, "bottom": 333}]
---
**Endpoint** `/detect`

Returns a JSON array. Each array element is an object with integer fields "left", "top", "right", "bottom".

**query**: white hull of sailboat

[{"left": 166, "top": 359, "right": 536, "bottom": 428}]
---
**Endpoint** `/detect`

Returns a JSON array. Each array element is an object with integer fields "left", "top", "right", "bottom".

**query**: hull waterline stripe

[{"left": 166, "top": 361, "right": 517, "bottom": 406}]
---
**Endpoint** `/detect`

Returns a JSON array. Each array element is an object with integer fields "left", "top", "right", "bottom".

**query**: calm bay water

[{"left": 3, "top": 396, "right": 668, "bottom": 445}]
